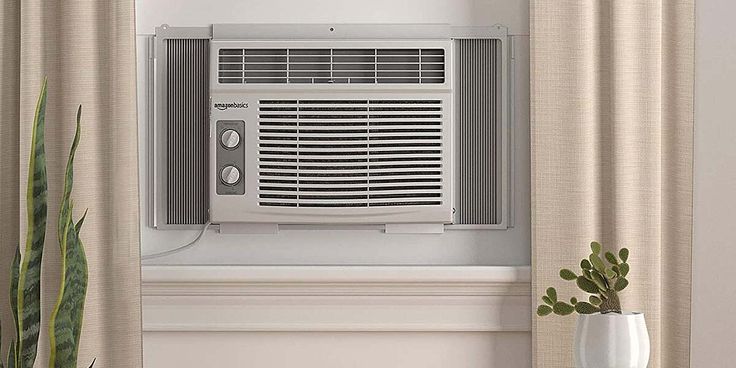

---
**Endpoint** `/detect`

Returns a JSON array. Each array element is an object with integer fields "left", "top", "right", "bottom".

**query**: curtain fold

[
  {"left": 1, "top": 1, "right": 141, "bottom": 367},
  {"left": 531, "top": 1, "right": 694, "bottom": 367}
]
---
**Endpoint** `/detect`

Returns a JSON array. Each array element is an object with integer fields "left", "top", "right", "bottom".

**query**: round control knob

[
  {"left": 220, "top": 129, "right": 241, "bottom": 149},
  {"left": 220, "top": 165, "right": 241, "bottom": 185}
]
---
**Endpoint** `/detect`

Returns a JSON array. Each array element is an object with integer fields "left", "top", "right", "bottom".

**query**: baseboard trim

[{"left": 142, "top": 265, "right": 531, "bottom": 333}]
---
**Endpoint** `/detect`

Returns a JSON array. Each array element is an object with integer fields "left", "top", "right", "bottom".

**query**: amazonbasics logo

[{"left": 214, "top": 102, "right": 249, "bottom": 111}]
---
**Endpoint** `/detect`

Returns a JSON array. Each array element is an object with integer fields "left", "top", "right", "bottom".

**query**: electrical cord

[{"left": 141, "top": 221, "right": 213, "bottom": 261}]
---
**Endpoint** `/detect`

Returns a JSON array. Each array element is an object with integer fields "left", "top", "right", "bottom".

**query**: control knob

[
  {"left": 220, "top": 129, "right": 240, "bottom": 149},
  {"left": 220, "top": 165, "right": 241, "bottom": 185}
]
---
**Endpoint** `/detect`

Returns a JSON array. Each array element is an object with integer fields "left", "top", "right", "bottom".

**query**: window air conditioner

[{"left": 148, "top": 24, "right": 512, "bottom": 233}]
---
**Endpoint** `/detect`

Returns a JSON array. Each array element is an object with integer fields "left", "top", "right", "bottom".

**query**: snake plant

[
  {"left": 537, "top": 241, "right": 631, "bottom": 317},
  {"left": 3, "top": 79, "right": 92, "bottom": 368}
]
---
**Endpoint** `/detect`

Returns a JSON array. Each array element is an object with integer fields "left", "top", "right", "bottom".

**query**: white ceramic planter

[{"left": 574, "top": 312, "right": 650, "bottom": 368}]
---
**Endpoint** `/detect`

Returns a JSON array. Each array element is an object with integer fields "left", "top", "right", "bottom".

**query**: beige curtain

[
  {"left": 531, "top": 1, "right": 694, "bottom": 367},
  {"left": 0, "top": 1, "right": 141, "bottom": 367}
]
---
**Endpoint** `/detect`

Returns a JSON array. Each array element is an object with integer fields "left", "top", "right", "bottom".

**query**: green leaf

[
  {"left": 589, "top": 254, "right": 605, "bottom": 272},
  {"left": 7, "top": 340, "right": 15, "bottom": 368},
  {"left": 614, "top": 277, "right": 629, "bottom": 291},
  {"left": 18, "top": 78, "right": 48, "bottom": 368},
  {"left": 10, "top": 246, "right": 20, "bottom": 368},
  {"left": 580, "top": 259, "right": 592, "bottom": 270},
  {"left": 553, "top": 302, "right": 575, "bottom": 316},
  {"left": 604, "top": 252, "right": 619, "bottom": 265},
  {"left": 559, "top": 269, "right": 577, "bottom": 281},
  {"left": 570, "top": 297, "right": 578, "bottom": 305},
  {"left": 49, "top": 106, "right": 89, "bottom": 368},
  {"left": 546, "top": 287, "right": 557, "bottom": 302},
  {"left": 590, "top": 271, "right": 608, "bottom": 291},
  {"left": 542, "top": 296, "right": 553, "bottom": 306},
  {"left": 619, "top": 263, "right": 630, "bottom": 277},
  {"left": 575, "top": 302, "right": 600, "bottom": 314},
  {"left": 590, "top": 241, "right": 602, "bottom": 255},
  {"left": 605, "top": 268, "right": 617, "bottom": 279},
  {"left": 583, "top": 269, "right": 593, "bottom": 280},
  {"left": 576, "top": 276, "right": 599, "bottom": 294},
  {"left": 537, "top": 305, "right": 553, "bottom": 317},
  {"left": 589, "top": 295, "right": 602, "bottom": 306},
  {"left": 619, "top": 248, "right": 629, "bottom": 262}
]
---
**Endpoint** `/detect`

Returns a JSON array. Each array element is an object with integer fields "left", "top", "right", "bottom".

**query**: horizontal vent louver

[
  {"left": 219, "top": 48, "right": 445, "bottom": 84},
  {"left": 258, "top": 100, "right": 444, "bottom": 208}
]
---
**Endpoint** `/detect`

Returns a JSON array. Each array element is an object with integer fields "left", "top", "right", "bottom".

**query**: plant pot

[{"left": 574, "top": 312, "right": 650, "bottom": 368}]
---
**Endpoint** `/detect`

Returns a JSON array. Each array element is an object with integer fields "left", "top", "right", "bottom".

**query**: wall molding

[{"left": 142, "top": 265, "right": 532, "bottom": 333}]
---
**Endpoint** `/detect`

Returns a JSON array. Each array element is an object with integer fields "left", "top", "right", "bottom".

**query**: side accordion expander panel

[{"left": 150, "top": 24, "right": 513, "bottom": 232}]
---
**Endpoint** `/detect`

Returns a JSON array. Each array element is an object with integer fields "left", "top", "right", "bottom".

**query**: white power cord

[{"left": 141, "top": 221, "right": 213, "bottom": 261}]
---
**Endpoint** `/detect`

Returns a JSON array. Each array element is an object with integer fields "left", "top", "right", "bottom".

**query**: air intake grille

[
  {"left": 258, "top": 100, "right": 445, "bottom": 208},
  {"left": 456, "top": 38, "right": 501, "bottom": 224},
  {"left": 218, "top": 48, "right": 445, "bottom": 84},
  {"left": 165, "top": 39, "right": 209, "bottom": 225}
]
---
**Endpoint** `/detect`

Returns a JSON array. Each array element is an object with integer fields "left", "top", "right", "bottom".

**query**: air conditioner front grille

[
  {"left": 258, "top": 99, "right": 445, "bottom": 208},
  {"left": 219, "top": 48, "right": 445, "bottom": 84}
]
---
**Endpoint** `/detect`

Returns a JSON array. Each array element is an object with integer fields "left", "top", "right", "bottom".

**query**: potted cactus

[{"left": 537, "top": 242, "right": 650, "bottom": 368}]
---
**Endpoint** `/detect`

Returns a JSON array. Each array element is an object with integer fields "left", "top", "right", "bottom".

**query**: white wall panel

[
  {"left": 144, "top": 332, "right": 531, "bottom": 368},
  {"left": 136, "top": 0, "right": 529, "bottom": 36},
  {"left": 692, "top": 0, "right": 736, "bottom": 364},
  {"left": 142, "top": 265, "right": 532, "bottom": 367}
]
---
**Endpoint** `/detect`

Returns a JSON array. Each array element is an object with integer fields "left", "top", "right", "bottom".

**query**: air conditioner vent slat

[
  {"left": 258, "top": 99, "right": 444, "bottom": 208},
  {"left": 218, "top": 48, "right": 445, "bottom": 84}
]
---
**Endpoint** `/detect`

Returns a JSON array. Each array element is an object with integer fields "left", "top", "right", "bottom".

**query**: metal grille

[
  {"left": 456, "top": 38, "right": 501, "bottom": 224},
  {"left": 165, "top": 39, "right": 209, "bottom": 225},
  {"left": 218, "top": 48, "right": 445, "bottom": 84},
  {"left": 257, "top": 99, "right": 445, "bottom": 208}
]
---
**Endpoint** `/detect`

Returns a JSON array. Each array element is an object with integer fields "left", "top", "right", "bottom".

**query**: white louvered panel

[
  {"left": 258, "top": 100, "right": 444, "bottom": 208},
  {"left": 220, "top": 49, "right": 445, "bottom": 84}
]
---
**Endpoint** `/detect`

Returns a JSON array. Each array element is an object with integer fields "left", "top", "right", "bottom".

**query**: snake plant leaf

[
  {"left": 619, "top": 263, "right": 630, "bottom": 277},
  {"left": 590, "top": 242, "right": 602, "bottom": 255},
  {"left": 542, "top": 295, "right": 553, "bottom": 306},
  {"left": 559, "top": 269, "right": 577, "bottom": 281},
  {"left": 614, "top": 277, "right": 629, "bottom": 291},
  {"left": 49, "top": 106, "right": 89, "bottom": 368},
  {"left": 575, "top": 301, "right": 600, "bottom": 314},
  {"left": 536, "top": 305, "right": 553, "bottom": 317},
  {"left": 619, "top": 248, "right": 629, "bottom": 262},
  {"left": 7, "top": 340, "right": 15, "bottom": 368},
  {"left": 580, "top": 259, "right": 592, "bottom": 270},
  {"left": 546, "top": 287, "right": 557, "bottom": 302},
  {"left": 552, "top": 301, "right": 575, "bottom": 316},
  {"left": 589, "top": 295, "right": 602, "bottom": 306},
  {"left": 576, "top": 276, "right": 599, "bottom": 294},
  {"left": 17, "top": 78, "right": 48, "bottom": 368},
  {"left": 10, "top": 245, "right": 20, "bottom": 367},
  {"left": 604, "top": 251, "right": 619, "bottom": 265}
]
